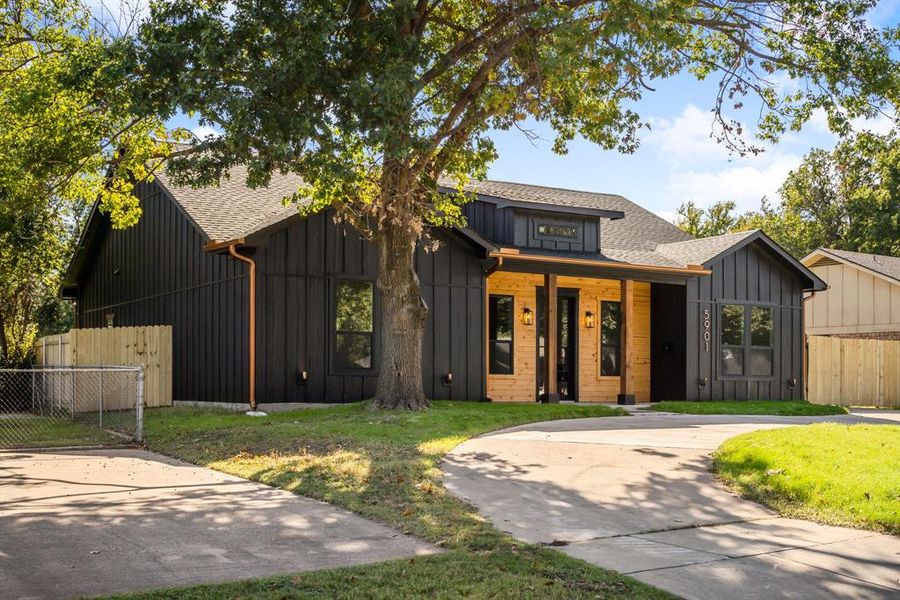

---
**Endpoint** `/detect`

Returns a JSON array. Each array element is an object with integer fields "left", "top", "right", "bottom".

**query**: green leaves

[{"left": 0, "top": 0, "right": 176, "bottom": 365}]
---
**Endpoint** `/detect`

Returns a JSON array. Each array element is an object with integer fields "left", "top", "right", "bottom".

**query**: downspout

[{"left": 228, "top": 244, "right": 258, "bottom": 413}]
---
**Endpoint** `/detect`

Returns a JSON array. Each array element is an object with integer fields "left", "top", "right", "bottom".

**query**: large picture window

[
  {"left": 334, "top": 280, "right": 374, "bottom": 370},
  {"left": 719, "top": 303, "right": 775, "bottom": 378},
  {"left": 489, "top": 295, "right": 514, "bottom": 374},
  {"left": 600, "top": 301, "right": 621, "bottom": 376}
]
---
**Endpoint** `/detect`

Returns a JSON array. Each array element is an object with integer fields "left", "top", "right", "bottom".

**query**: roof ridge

[{"left": 471, "top": 178, "right": 629, "bottom": 199}]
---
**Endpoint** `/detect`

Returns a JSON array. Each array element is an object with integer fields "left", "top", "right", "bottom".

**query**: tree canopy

[
  {"left": 0, "top": 0, "right": 175, "bottom": 365},
  {"left": 676, "top": 130, "right": 900, "bottom": 258},
  {"left": 132, "top": 0, "right": 899, "bottom": 408}
]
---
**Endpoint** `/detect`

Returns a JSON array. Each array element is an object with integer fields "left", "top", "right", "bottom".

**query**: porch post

[
  {"left": 542, "top": 273, "right": 559, "bottom": 403},
  {"left": 618, "top": 279, "right": 636, "bottom": 405}
]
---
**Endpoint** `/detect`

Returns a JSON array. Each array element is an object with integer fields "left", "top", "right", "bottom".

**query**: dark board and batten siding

[
  {"left": 685, "top": 242, "right": 805, "bottom": 401},
  {"left": 77, "top": 184, "right": 486, "bottom": 405},
  {"left": 76, "top": 180, "right": 249, "bottom": 405},
  {"left": 249, "top": 210, "right": 486, "bottom": 404},
  {"left": 462, "top": 201, "right": 600, "bottom": 253}
]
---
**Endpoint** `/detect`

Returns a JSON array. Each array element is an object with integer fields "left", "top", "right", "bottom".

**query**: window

[
  {"left": 489, "top": 295, "right": 514, "bottom": 374},
  {"left": 537, "top": 223, "right": 578, "bottom": 239},
  {"left": 334, "top": 280, "right": 374, "bottom": 370},
  {"left": 600, "top": 301, "right": 621, "bottom": 376},
  {"left": 750, "top": 307, "right": 774, "bottom": 376},
  {"left": 720, "top": 304, "right": 745, "bottom": 375},
  {"left": 719, "top": 304, "right": 775, "bottom": 378}
]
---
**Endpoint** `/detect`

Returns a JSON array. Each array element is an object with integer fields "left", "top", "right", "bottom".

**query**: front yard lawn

[
  {"left": 714, "top": 423, "right": 900, "bottom": 534},
  {"left": 651, "top": 400, "right": 847, "bottom": 416},
  {"left": 0, "top": 417, "right": 125, "bottom": 448},
  {"left": 128, "top": 401, "right": 672, "bottom": 599}
]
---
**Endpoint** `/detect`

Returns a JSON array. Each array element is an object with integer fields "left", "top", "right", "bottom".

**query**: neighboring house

[
  {"left": 62, "top": 172, "right": 824, "bottom": 406},
  {"left": 802, "top": 248, "right": 900, "bottom": 339}
]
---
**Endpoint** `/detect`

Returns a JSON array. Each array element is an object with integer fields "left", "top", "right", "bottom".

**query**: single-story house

[
  {"left": 62, "top": 171, "right": 825, "bottom": 406},
  {"left": 802, "top": 248, "right": 900, "bottom": 339}
]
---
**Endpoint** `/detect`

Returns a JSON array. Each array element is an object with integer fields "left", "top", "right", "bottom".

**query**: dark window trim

[
  {"left": 717, "top": 300, "right": 777, "bottom": 382},
  {"left": 489, "top": 294, "right": 515, "bottom": 375},
  {"left": 599, "top": 300, "right": 621, "bottom": 378},
  {"left": 330, "top": 277, "right": 379, "bottom": 376}
]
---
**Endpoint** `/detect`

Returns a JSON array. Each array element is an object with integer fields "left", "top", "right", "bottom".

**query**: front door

[{"left": 536, "top": 289, "right": 578, "bottom": 401}]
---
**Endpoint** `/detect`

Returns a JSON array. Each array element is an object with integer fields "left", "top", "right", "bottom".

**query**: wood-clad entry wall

[{"left": 486, "top": 271, "right": 651, "bottom": 402}]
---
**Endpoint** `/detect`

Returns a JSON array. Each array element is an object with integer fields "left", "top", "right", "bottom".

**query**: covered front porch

[{"left": 484, "top": 249, "right": 709, "bottom": 404}]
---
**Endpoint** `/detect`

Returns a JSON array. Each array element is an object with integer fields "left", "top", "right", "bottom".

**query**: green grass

[
  {"left": 651, "top": 400, "right": 847, "bottom": 416},
  {"left": 714, "top": 423, "right": 900, "bottom": 534},
  {"left": 122, "top": 401, "right": 673, "bottom": 599},
  {"left": 0, "top": 417, "right": 125, "bottom": 448}
]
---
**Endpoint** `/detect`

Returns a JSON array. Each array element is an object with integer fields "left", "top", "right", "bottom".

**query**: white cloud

[
  {"left": 645, "top": 105, "right": 734, "bottom": 165},
  {"left": 663, "top": 152, "right": 802, "bottom": 213},
  {"left": 191, "top": 125, "right": 222, "bottom": 140}
]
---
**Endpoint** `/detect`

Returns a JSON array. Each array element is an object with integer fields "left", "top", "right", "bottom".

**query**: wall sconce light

[
  {"left": 443, "top": 372, "right": 453, "bottom": 387},
  {"left": 585, "top": 311, "right": 596, "bottom": 329},
  {"left": 296, "top": 370, "right": 308, "bottom": 386},
  {"left": 698, "top": 376, "right": 708, "bottom": 387},
  {"left": 787, "top": 377, "right": 797, "bottom": 388},
  {"left": 522, "top": 307, "right": 534, "bottom": 326}
]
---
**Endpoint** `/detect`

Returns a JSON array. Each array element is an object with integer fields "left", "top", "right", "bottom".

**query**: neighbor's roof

[
  {"left": 155, "top": 166, "right": 307, "bottom": 242},
  {"left": 806, "top": 248, "right": 900, "bottom": 283}
]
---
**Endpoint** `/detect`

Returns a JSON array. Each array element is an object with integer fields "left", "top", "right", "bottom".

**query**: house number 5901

[{"left": 703, "top": 309, "right": 711, "bottom": 351}]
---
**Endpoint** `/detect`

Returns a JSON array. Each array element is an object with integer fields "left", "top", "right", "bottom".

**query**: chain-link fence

[{"left": 0, "top": 366, "right": 144, "bottom": 449}]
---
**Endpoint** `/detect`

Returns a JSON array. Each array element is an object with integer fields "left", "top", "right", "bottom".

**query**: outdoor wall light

[
  {"left": 787, "top": 377, "right": 797, "bottom": 388},
  {"left": 698, "top": 376, "right": 708, "bottom": 387},
  {"left": 585, "top": 311, "right": 596, "bottom": 329},
  {"left": 443, "top": 372, "right": 453, "bottom": 387},
  {"left": 522, "top": 307, "right": 534, "bottom": 326}
]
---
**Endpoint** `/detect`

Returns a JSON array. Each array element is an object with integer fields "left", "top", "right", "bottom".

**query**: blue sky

[{"left": 175, "top": 2, "right": 899, "bottom": 223}]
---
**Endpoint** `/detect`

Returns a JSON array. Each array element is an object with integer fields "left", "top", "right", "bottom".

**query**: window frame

[
  {"left": 598, "top": 300, "right": 622, "bottom": 378},
  {"left": 488, "top": 294, "right": 515, "bottom": 375},
  {"left": 330, "top": 277, "right": 379, "bottom": 375},
  {"left": 717, "top": 300, "right": 777, "bottom": 381}
]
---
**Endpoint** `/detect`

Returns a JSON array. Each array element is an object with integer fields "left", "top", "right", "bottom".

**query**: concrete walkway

[
  {"left": 0, "top": 449, "right": 434, "bottom": 599},
  {"left": 443, "top": 410, "right": 900, "bottom": 600}
]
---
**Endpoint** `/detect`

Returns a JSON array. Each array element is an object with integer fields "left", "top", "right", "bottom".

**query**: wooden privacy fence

[
  {"left": 34, "top": 326, "right": 173, "bottom": 407},
  {"left": 807, "top": 335, "right": 900, "bottom": 408}
]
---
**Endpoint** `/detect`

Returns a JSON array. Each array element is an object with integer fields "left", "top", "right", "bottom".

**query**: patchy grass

[
  {"left": 651, "top": 400, "right": 847, "bottom": 416},
  {"left": 0, "top": 416, "right": 124, "bottom": 448},
  {"left": 714, "top": 423, "right": 900, "bottom": 534},
  {"left": 127, "top": 401, "right": 672, "bottom": 599}
]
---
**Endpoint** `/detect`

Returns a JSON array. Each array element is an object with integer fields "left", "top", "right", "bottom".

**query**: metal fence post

[
  {"left": 99, "top": 370, "right": 104, "bottom": 429},
  {"left": 70, "top": 369, "right": 76, "bottom": 420},
  {"left": 135, "top": 366, "right": 144, "bottom": 443}
]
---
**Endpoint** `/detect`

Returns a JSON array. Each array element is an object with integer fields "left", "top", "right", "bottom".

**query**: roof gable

[
  {"left": 802, "top": 248, "right": 900, "bottom": 284},
  {"left": 659, "top": 230, "right": 826, "bottom": 291}
]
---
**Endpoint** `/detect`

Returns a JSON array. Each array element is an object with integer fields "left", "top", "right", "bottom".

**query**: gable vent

[{"left": 810, "top": 256, "right": 840, "bottom": 267}]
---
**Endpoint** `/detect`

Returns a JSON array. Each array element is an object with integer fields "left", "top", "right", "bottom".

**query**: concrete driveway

[
  {"left": 0, "top": 449, "right": 434, "bottom": 599},
  {"left": 443, "top": 410, "right": 900, "bottom": 600}
]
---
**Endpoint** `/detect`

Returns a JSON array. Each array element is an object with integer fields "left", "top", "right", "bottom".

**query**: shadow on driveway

[{"left": 0, "top": 448, "right": 434, "bottom": 599}]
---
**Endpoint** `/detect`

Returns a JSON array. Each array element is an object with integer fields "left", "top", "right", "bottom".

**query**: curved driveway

[{"left": 442, "top": 410, "right": 900, "bottom": 600}]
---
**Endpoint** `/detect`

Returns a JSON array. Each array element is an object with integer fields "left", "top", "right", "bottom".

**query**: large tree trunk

[{"left": 371, "top": 161, "right": 430, "bottom": 410}]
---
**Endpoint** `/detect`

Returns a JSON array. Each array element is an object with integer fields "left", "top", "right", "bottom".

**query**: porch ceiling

[{"left": 488, "top": 250, "right": 710, "bottom": 285}]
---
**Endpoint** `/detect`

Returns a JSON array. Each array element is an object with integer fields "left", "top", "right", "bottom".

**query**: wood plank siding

[
  {"left": 685, "top": 242, "right": 804, "bottom": 401},
  {"left": 486, "top": 271, "right": 651, "bottom": 402}
]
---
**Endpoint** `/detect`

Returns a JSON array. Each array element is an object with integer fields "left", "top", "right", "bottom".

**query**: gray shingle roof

[
  {"left": 154, "top": 166, "right": 306, "bottom": 241},
  {"left": 655, "top": 230, "right": 758, "bottom": 266},
  {"left": 818, "top": 248, "right": 900, "bottom": 282},
  {"left": 454, "top": 179, "right": 693, "bottom": 254}
]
